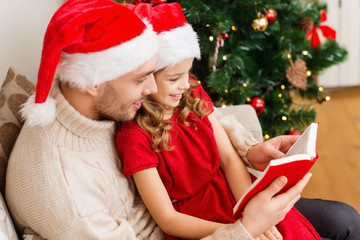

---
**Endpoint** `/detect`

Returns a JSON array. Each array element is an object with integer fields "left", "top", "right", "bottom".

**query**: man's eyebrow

[{"left": 137, "top": 70, "right": 155, "bottom": 78}]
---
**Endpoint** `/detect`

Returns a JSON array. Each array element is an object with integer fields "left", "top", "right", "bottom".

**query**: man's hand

[
  {"left": 246, "top": 135, "right": 300, "bottom": 171},
  {"left": 257, "top": 226, "right": 283, "bottom": 240},
  {"left": 241, "top": 173, "right": 312, "bottom": 239}
]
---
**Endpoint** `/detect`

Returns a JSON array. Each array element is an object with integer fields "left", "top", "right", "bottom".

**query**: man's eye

[
  {"left": 170, "top": 77, "right": 179, "bottom": 82},
  {"left": 137, "top": 79, "right": 145, "bottom": 84}
]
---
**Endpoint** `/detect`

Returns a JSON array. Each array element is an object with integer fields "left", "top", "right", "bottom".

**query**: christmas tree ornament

[
  {"left": 212, "top": 35, "right": 225, "bottom": 72},
  {"left": 150, "top": 0, "right": 167, "bottom": 6},
  {"left": 265, "top": 8, "right": 277, "bottom": 25},
  {"left": 285, "top": 129, "right": 301, "bottom": 135},
  {"left": 221, "top": 32, "right": 229, "bottom": 40},
  {"left": 305, "top": 10, "right": 336, "bottom": 48},
  {"left": 132, "top": 0, "right": 147, "bottom": 4},
  {"left": 298, "top": 17, "right": 314, "bottom": 34},
  {"left": 247, "top": 97, "right": 265, "bottom": 115},
  {"left": 252, "top": 13, "right": 268, "bottom": 32},
  {"left": 286, "top": 58, "right": 308, "bottom": 90}
]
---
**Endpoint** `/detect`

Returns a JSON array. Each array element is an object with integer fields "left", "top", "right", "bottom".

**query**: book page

[{"left": 286, "top": 123, "right": 318, "bottom": 157}]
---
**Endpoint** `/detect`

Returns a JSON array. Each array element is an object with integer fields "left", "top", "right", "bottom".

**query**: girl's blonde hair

[{"left": 135, "top": 77, "right": 210, "bottom": 152}]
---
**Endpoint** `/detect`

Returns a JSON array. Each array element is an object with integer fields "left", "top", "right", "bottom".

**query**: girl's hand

[
  {"left": 256, "top": 226, "right": 283, "bottom": 240},
  {"left": 246, "top": 135, "right": 300, "bottom": 171}
]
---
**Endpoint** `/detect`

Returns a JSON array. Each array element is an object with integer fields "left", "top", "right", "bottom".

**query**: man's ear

[{"left": 85, "top": 85, "right": 99, "bottom": 97}]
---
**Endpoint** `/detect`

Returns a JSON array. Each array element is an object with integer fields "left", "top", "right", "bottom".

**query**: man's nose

[{"left": 142, "top": 74, "right": 158, "bottom": 95}]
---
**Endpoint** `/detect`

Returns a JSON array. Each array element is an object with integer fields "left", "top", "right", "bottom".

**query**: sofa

[{"left": 0, "top": 67, "right": 263, "bottom": 239}]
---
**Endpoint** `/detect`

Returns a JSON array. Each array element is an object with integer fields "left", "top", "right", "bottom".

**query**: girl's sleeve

[{"left": 116, "top": 123, "right": 159, "bottom": 178}]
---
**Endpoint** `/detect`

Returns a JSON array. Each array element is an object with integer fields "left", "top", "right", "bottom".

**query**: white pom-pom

[{"left": 20, "top": 95, "right": 56, "bottom": 127}]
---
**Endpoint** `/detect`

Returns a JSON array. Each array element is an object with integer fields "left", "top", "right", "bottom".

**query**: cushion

[
  {"left": 0, "top": 67, "right": 35, "bottom": 194},
  {"left": 0, "top": 193, "right": 18, "bottom": 239}
]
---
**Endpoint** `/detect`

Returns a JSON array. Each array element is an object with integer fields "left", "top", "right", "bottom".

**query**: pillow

[
  {"left": 0, "top": 193, "right": 18, "bottom": 239},
  {"left": 0, "top": 67, "right": 35, "bottom": 194}
]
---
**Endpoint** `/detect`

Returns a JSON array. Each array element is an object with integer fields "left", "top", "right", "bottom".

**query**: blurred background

[{"left": 0, "top": 0, "right": 359, "bottom": 212}]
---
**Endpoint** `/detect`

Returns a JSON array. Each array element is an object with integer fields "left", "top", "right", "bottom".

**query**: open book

[{"left": 233, "top": 122, "right": 319, "bottom": 217}]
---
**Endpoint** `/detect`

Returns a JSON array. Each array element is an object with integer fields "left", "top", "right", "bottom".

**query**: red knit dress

[{"left": 116, "top": 82, "right": 321, "bottom": 240}]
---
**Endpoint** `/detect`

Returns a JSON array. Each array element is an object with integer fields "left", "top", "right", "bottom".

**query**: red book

[{"left": 233, "top": 123, "right": 319, "bottom": 217}]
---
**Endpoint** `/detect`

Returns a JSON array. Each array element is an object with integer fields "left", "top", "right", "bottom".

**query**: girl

[{"left": 117, "top": 3, "right": 321, "bottom": 240}]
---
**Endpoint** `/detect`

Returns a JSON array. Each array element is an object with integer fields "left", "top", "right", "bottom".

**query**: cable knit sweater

[{"left": 5, "top": 81, "right": 255, "bottom": 240}]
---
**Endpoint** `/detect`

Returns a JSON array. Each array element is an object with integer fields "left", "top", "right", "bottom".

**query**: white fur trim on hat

[
  {"left": 20, "top": 95, "right": 56, "bottom": 127},
  {"left": 57, "top": 27, "right": 159, "bottom": 91},
  {"left": 156, "top": 24, "right": 201, "bottom": 71}
]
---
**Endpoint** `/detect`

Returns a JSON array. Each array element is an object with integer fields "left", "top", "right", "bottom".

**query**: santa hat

[
  {"left": 124, "top": 2, "right": 200, "bottom": 71},
  {"left": 21, "top": 0, "right": 158, "bottom": 127},
  {"left": 151, "top": 3, "right": 201, "bottom": 71}
]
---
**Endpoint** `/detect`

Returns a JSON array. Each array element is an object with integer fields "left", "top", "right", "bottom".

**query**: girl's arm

[
  {"left": 133, "top": 168, "right": 228, "bottom": 239},
  {"left": 208, "top": 112, "right": 252, "bottom": 201}
]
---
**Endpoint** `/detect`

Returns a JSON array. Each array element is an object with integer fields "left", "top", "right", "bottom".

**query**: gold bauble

[{"left": 252, "top": 17, "right": 268, "bottom": 32}]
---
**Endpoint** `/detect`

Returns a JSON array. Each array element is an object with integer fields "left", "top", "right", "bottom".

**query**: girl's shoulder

[{"left": 116, "top": 121, "right": 150, "bottom": 140}]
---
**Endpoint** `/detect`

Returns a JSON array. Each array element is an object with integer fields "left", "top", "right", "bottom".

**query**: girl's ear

[{"left": 85, "top": 85, "right": 99, "bottom": 97}]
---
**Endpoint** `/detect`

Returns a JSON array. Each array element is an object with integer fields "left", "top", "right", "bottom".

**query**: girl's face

[{"left": 151, "top": 58, "right": 194, "bottom": 111}]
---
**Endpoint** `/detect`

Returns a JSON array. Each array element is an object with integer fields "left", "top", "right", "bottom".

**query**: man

[{"left": 4, "top": 0, "right": 348, "bottom": 239}]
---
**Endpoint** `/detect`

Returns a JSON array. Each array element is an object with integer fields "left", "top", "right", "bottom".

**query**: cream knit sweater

[{"left": 6, "top": 82, "right": 254, "bottom": 240}]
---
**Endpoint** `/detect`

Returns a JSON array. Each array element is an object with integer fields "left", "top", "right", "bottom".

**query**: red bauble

[
  {"left": 150, "top": 0, "right": 167, "bottom": 6},
  {"left": 248, "top": 97, "right": 265, "bottom": 115},
  {"left": 133, "top": 0, "right": 147, "bottom": 4},
  {"left": 285, "top": 129, "right": 301, "bottom": 135},
  {"left": 265, "top": 9, "right": 277, "bottom": 25},
  {"left": 222, "top": 32, "right": 229, "bottom": 40}
]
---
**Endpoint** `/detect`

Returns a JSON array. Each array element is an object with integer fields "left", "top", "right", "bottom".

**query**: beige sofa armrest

[{"left": 215, "top": 105, "right": 263, "bottom": 143}]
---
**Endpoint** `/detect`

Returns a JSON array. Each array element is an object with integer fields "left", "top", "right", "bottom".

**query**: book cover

[{"left": 233, "top": 123, "right": 319, "bottom": 217}]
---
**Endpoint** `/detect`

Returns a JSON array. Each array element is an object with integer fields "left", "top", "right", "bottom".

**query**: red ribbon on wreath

[{"left": 306, "top": 10, "right": 336, "bottom": 48}]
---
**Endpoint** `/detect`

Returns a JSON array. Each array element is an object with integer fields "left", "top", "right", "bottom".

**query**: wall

[
  {"left": 0, "top": 0, "right": 64, "bottom": 86},
  {"left": 316, "top": 0, "right": 360, "bottom": 87}
]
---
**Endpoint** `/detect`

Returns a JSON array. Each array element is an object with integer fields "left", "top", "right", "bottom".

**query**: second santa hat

[
  {"left": 21, "top": 0, "right": 158, "bottom": 126},
  {"left": 125, "top": 2, "right": 201, "bottom": 71}
]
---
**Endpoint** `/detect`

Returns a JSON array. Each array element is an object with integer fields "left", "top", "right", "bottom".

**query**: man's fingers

[
  {"left": 270, "top": 226, "right": 283, "bottom": 239},
  {"left": 263, "top": 176, "right": 288, "bottom": 197},
  {"left": 264, "top": 229, "right": 277, "bottom": 240},
  {"left": 274, "top": 173, "right": 312, "bottom": 204}
]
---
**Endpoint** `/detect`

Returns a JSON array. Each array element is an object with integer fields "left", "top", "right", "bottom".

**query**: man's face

[{"left": 94, "top": 56, "right": 157, "bottom": 122}]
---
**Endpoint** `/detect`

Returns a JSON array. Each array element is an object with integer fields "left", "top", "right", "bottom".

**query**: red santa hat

[
  {"left": 21, "top": 0, "right": 158, "bottom": 127},
  {"left": 124, "top": 2, "right": 200, "bottom": 71},
  {"left": 151, "top": 3, "right": 201, "bottom": 71}
]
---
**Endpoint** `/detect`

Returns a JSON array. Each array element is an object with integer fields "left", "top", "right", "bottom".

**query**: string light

[
  {"left": 307, "top": 70, "right": 312, "bottom": 76},
  {"left": 325, "top": 96, "right": 331, "bottom": 101},
  {"left": 278, "top": 93, "right": 282, "bottom": 98},
  {"left": 225, "top": 89, "right": 228, "bottom": 93},
  {"left": 231, "top": 25, "right": 237, "bottom": 31},
  {"left": 221, "top": 104, "right": 227, "bottom": 108},
  {"left": 206, "top": 24, "right": 210, "bottom": 27},
  {"left": 302, "top": 50, "right": 309, "bottom": 56},
  {"left": 318, "top": 86, "right": 324, "bottom": 92},
  {"left": 287, "top": 53, "right": 292, "bottom": 59},
  {"left": 282, "top": 116, "right": 288, "bottom": 121},
  {"left": 280, "top": 84, "right": 285, "bottom": 90},
  {"left": 264, "top": 134, "right": 270, "bottom": 140},
  {"left": 223, "top": 55, "right": 227, "bottom": 61},
  {"left": 209, "top": 36, "right": 214, "bottom": 41},
  {"left": 197, "top": 80, "right": 202, "bottom": 85},
  {"left": 243, "top": 83, "right": 248, "bottom": 87},
  {"left": 283, "top": 104, "right": 288, "bottom": 108}
]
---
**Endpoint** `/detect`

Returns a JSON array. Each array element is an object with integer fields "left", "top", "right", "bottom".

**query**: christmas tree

[{"left": 119, "top": 0, "right": 347, "bottom": 139}]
